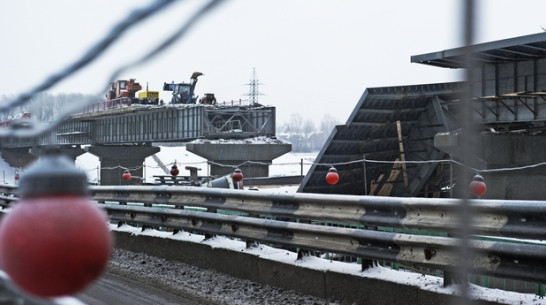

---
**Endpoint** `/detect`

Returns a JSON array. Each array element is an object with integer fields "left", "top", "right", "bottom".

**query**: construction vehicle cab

[
  {"left": 107, "top": 79, "right": 142, "bottom": 102},
  {"left": 163, "top": 72, "right": 203, "bottom": 104},
  {"left": 106, "top": 79, "right": 159, "bottom": 106}
]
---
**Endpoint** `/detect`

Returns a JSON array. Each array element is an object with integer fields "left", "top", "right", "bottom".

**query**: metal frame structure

[
  {"left": 300, "top": 82, "right": 461, "bottom": 196},
  {"left": 0, "top": 105, "right": 276, "bottom": 148}
]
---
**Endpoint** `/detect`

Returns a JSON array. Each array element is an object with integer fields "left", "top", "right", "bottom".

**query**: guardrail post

[
  {"left": 536, "top": 283, "right": 546, "bottom": 298},
  {"left": 443, "top": 270, "right": 468, "bottom": 287},
  {"left": 297, "top": 249, "right": 310, "bottom": 260},
  {"left": 245, "top": 240, "right": 257, "bottom": 249},
  {"left": 361, "top": 258, "right": 374, "bottom": 271}
]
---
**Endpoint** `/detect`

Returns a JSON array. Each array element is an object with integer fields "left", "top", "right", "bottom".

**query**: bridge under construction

[
  {"left": 301, "top": 32, "right": 546, "bottom": 200},
  {"left": 0, "top": 103, "right": 290, "bottom": 184}
]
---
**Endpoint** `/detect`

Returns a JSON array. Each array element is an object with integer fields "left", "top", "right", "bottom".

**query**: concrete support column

[
  {"left": 30, "top": 145, "right": 86, "bottom": 161},
  {"left": 87, "top": 144, "right": 160, "bottom": 185},
  {"left": 0, "top": 147, "right": 36, "bottom": 168},
  {"left": 435, "top": 132, "right": 546, "bottom": 200},
  {"left": 186, "top": 142, "right": 292, "bottom": 178}
]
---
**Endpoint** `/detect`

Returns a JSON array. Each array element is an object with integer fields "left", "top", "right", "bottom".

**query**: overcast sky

[{"left": 1, "top": 0, "right": 546, "bottom": 125}]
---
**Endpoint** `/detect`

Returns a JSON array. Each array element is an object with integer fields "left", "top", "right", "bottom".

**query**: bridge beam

[
  {"left": 186, "top": 142, "right": 292, "bottom": 178},
  {"left": 87, "top": 144, "right": 160, "bottom": 185}
]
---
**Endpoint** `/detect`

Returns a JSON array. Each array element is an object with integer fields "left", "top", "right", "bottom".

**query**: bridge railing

[{"left": 1, "top": 184, "right": 546, "bottom": 289}]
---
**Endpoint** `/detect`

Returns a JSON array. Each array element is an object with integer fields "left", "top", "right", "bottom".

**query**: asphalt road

[
  {"left": 74, "top": 248, "right": 338, "bottom": 305},
  {"left": 76, "top": 270, "right": 211, "bottom": 305}
]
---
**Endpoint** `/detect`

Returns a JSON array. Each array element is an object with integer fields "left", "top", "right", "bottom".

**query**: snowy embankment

[{"left": 112, "top": 224, "right": 546, "bottom": 305}]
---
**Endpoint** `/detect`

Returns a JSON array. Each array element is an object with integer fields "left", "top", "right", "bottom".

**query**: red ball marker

[
  {"left": 325, "top": 167, "right": 339, "bottom": 185},
  {"left": 0, "top": 153, "right": 113, "bottom": 297}
]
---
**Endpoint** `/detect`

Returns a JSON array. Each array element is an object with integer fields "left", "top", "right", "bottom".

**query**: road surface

[
  {"left": 75, "top": 248, "right": 339, "bottom": 305},
  {"left": 77, "top": 270, "right": 210, "bottom": 305}
]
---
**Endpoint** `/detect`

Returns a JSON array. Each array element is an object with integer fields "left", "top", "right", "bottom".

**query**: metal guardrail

[
  {"left": 1, "top": 184, "right": 546, "bottom": 286},
  {"left": 89, "top": 185, "right": 546, "bottom": 240}
]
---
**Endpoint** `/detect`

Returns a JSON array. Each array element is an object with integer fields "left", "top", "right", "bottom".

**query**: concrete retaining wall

[{"left": 113, "top": 231, "right": 504, "bottom": 305}]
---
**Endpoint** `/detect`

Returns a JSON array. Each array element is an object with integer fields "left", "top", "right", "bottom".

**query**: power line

[{"left": 76, "top": 156, "right": 546, "bottom": 175}]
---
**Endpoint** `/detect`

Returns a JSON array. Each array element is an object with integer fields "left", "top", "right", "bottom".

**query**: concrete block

[
  {"left": 87, "top": 145, "right": 160, "bottom": 185},
  {"left": 256, "top": 257, "right": 327, "bottom": 299},
  {"left": 187, "top": 142, "right": 291, "bottom": 177},
  {"left": 112, "top": 231, "right": 512, "bottom": 305},
  {"left": 325, "top": 270, "right": 418, "bottom": 305}
]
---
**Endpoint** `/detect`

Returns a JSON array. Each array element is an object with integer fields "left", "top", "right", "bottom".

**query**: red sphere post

[
  {"left": 231, "top": 168, "right": 243, "bottom": 183},
  {"left": 325, "top": 167, "right": 339, "bottom": 185},
  {"left": 0, "top": 152, "right": 113, "bottom": 297},
  {"left": 170, "top": 163, "right": 179, "bottom": 177},
  {"left": 122, "top": 169, "right": 131, "bottom": 181},
  {"left": 469, "top": 173, "right": 486, "bottom": 198}
]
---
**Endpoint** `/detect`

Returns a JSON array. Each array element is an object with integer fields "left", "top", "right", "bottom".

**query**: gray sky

[{"left": 1, "top": 0, "right": 546, "bottom": 125}]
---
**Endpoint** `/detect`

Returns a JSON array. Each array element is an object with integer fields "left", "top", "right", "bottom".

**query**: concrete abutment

[
  {"left": 112, "top": 230, "right": 504, "bottom": 305},
  {"left": 87, "top": 144, "right": 160, "bottom": 185},
  {"left": 0, "top": 145, "right": 86, "bottom": 168},
  {"left": 435, "top": 133, "right": 546, "bottom": 200},
  {"left": 186, "top": 142, "right": 292, "bottom": 178}
]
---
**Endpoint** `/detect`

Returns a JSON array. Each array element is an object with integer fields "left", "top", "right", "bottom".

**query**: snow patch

[{"left": 190, "top": 135, "right": 289, "bottom": 145}]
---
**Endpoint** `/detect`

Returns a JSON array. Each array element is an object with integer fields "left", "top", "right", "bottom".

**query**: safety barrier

[{"left": 1, "top": 184, "right": 545, "bottom": 289}]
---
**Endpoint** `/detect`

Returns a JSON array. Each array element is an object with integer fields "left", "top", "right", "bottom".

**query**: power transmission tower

[{"left": 246, "top": 67, "right": 264, "bottom": 106}]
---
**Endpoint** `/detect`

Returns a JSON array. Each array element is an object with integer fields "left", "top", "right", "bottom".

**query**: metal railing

[{"left": 1, "top": 184, "right": 545, "bottom": 289}]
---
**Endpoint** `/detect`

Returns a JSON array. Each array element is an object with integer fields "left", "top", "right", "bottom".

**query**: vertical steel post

[
  {"left": 447, "top": 1, "right": 477, "bottom": 304},
  {"left": 363, "top": 154, "right": 368, "bottom": 195}
]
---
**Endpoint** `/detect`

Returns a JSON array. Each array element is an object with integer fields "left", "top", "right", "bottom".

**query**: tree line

[
  {"left": 0, "top": 93, "right": 101, "bottom": 123},
  {"left": 277, "top": 113, "right": 341, "bottom": 152}
]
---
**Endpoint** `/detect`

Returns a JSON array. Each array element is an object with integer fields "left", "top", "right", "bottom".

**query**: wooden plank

[
  {"left": 369, "top": 174, "right": 384, "bottom": 195},
  {"left": 377, "top": 159, "right": 401, "bottom": 196},
  {"left": 396, "top": 121, "right": 409, "bottom": 187}
]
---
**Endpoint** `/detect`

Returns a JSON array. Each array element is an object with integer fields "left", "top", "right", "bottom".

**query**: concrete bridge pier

[
  {"left": 87, "top": 144, "right": 160, "bottom": 185},
  {"left": 435, "top": 132, "right": 546, "bottom": 200},
  {"left": 186, "top": 142, "right": 292, "bottom": 178},
  {"left": 0, "top": 147, "right": 36, "bottom": 168},
  {"left": 0, "top": 145, "right": 87, "bottom": 169},
  {"left": 30, "top": 145, "right": 86, "bottom": 161}
]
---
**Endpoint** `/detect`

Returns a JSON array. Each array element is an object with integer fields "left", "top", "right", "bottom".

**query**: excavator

[
  {"left": 163, "top": 72, "right": 203, "bottom": 104},
  {"left": 106, "top": 79, "right": 159, "bottom": 106},
  {"left": 103, "top": 72, "right": 212, "bottom": 109}
]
